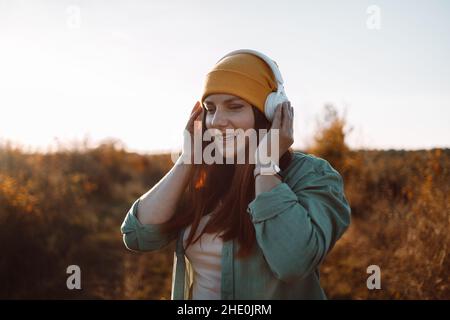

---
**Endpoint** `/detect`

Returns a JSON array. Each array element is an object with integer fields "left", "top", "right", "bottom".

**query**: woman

[{"left": 120, "top": 49, "right": 351, "bottom": 300}]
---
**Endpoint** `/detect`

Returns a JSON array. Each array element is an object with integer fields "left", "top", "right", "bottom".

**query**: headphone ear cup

[
  {"left": 265, "top": 92, "right": 288, "bottom": 122},
  {"left": 264, "top": 92, "right": 278, "bottom": 121}
]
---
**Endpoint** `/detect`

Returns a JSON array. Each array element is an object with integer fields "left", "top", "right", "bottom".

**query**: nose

[{"left": 210, "top": 109, "right": 229, "bottom": 129}]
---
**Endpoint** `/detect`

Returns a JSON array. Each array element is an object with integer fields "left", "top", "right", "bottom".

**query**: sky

[{"left": 0, "top": 0, "right": 449, "bottom": 154}]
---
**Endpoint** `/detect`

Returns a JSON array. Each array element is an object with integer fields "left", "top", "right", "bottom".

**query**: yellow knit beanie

[{"left": 200, "top": 53, "right": 278, "bottom": 116}]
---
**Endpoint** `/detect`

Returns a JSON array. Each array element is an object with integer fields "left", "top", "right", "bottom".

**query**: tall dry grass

[
  {"left": 0, "top": 108, "right": 448, "bottom": 299},
  {"left": 308, "top": 105, "right": 449, "bottom": 299}
]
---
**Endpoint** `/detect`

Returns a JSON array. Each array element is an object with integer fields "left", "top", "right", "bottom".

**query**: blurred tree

[{"left": 307, "top": 104, "right": 352, "bottom": 174}]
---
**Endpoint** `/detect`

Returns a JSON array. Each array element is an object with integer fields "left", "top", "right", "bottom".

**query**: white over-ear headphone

[{"left": 216, "top": 49, "right": 289, "bottom": 121}]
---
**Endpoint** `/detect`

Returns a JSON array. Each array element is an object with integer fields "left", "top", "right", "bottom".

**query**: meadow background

[{"left": 1, "top": 105, "right": 448, "bottom": 300}]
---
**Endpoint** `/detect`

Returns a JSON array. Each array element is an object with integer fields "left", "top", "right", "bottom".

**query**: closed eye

[{"left": 204, "top": 104, "right": 243, "bottom": 113}]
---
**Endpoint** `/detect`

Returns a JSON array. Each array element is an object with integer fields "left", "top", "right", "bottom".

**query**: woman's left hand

[{"left": 255, "top": 101, "right": 294, "bottom": 166}]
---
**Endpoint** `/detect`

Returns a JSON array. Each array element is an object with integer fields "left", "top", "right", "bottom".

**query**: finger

[
  {"left": 192, "top": 102, "right": 204, "bottom": 121},
  {"left": 190, "top": 101, "right": 202, "bottom": 116},
  {"left": 288, "top": 103, "right": 294, "bottom": 136},
  {"left": 287, "top": 101, "right": 293, "bottom": 121},
  {"left": 286, "top": 101, "right": 293, "bottom": 119},
  {"left": 186, "top": 101, "right": 203, "bottom": 129},
  {"left": 288, "top": 105, "right": 294, "bottom": 133},
  {"left": 289, "top": 105, "right": 294, "bottom": 139},
  {"left": 281, "top": 102, "right": 289, "bottom": 130},
  {"left": 195, "top": 105, "right": 204, "bottom": 121},
  {"left": 291, "top": 106, "right": 294, "bottom": 122},
  {"left": 271, "top": 103, "right": 283, "bottom": 128},
  {"left": 282, "top": 103, "right": 293, "bottom": 140}
]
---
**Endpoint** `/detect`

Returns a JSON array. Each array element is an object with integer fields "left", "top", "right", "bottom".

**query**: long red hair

[{"left": 161, "top": 106, "right": 293, "bottom": 258}]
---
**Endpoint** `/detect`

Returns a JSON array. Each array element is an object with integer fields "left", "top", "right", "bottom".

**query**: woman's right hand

[{"left": 179, "top": 101, "right": 203, "bottom": 164}]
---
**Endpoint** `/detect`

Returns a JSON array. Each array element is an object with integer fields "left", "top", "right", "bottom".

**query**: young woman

[{"left": 121, "top": 49, "right": 351, "bottom": 300}]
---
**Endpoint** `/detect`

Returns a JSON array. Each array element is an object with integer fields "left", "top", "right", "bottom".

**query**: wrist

[
  {"left": 254, "top": 171, "right": 282, "bottom": 181},
  {"left": 254, "top": 153, "right": 280, "bottom": 168},
  {"left": 176, "top": 153, "right": 193, "bottom": 166},
  {"left": 253, "top": 160, "right": 282, "bottom": 179}
]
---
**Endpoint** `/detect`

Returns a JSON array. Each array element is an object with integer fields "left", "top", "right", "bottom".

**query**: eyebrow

[{"left": 203, "top": 97, "right": 243, "bottom": 104}]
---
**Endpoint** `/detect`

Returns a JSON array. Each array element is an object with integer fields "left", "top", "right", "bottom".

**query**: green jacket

[{"left": 120, "top": 151, "right": 351, "bottom": 299}]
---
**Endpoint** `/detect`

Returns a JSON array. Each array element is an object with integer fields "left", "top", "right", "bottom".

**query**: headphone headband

[{"left": 216, "top": 49, "right": 285, "bottom": 89}]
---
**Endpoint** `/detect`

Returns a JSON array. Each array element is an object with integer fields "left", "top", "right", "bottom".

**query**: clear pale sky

[{"left": 1, "top": 0, "right": 449, "bottom": 154}]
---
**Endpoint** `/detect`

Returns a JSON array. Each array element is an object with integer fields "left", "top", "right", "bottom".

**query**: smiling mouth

[
  {"left": 214, "top": 132, "right": 237, "bottom": 142},
  {"left": 216, "top": 135, "right": 235, "bottom": 141}
]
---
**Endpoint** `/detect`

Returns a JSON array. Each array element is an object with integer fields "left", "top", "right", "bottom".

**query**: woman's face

[{"left": 203, "top": 93, "right": 255, "bottom": 159}]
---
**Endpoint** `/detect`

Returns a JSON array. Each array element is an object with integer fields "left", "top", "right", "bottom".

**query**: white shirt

[{"left": 183, "top": 213, "right": 223, "bottom": 300}]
